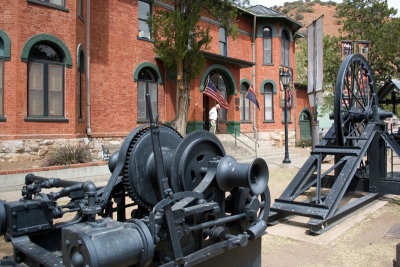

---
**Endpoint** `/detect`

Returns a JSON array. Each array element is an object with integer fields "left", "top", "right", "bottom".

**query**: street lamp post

[{"left": 280, "top": 68, "right": 291, "bottom": 164}]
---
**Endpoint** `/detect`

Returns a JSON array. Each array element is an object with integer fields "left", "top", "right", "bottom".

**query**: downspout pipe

[
  {"left": 252, "top": 14, "right": 257, "bottom": 140},
  {"left": 86, "top": 0, "right": 91, "bottom": 136}
]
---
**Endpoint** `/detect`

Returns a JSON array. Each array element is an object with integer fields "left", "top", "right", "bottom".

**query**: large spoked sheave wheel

[{"left": 334, "top": 54, "right": 378, "bottom": 146}]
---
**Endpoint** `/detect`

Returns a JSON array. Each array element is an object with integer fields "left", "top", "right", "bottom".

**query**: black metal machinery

[
  {"left": 0, "top": 95, "right": 270, "bottom": 267},
  {"left": 268, "top": 54, "right": 400, "bottom": 234}
]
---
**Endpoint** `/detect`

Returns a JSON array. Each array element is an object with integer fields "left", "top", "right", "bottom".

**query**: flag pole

[{"left": 195, "top": 76, "right": 209, "bottom": 107}]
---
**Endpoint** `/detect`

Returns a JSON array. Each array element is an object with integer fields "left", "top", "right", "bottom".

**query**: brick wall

[{"left": 0, "top": 1, "right": 310, "bottom": 153}]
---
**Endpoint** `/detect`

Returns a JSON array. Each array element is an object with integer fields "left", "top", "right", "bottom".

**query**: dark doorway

[{"left": 203, "top": 94, "right": 210, "bottom": 131}]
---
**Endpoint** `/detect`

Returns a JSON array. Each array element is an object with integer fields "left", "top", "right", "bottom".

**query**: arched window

[
  {"left": 209, "top": 72, "right": 227, "bottom": 121},
  {"left": 281, "top": 30, "right": 290, "bottom": 66},
  {"left": 240, "top": 82, "right": 251, "bottom": 121},
  {"left": 138, "top": 67, "right": 158, "bottom": 121},
  {"left": 263, "top": 27, "right": 272, "bottom": 64},
  {"left": 0, "top": 39, "right": 4, "bottom": 118},
  {"left": 78, "top": 50, "right": 84, "bottom": 119},
  {"left": 28, "top": 42, "right": 65, "bottom": 117},
  {"left": 263, "top": 83, "right": 274, "bottom": 121}
]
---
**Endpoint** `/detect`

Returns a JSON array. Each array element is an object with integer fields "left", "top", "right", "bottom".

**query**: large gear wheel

[
  {"left": 122, "top": 125, "right": 182, "bottom": 208},
  {"left": 334, "top": 54, "right": 377, "bottom": 146}
]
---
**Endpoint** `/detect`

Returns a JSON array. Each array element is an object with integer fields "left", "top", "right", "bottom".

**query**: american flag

[{"left": 203, "top": 78, "right": 229, "bottom": 110}]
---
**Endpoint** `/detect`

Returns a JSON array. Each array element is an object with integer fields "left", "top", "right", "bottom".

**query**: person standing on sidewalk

[{"left": 209, "top": 104, "right": 220, "bottom": 134}]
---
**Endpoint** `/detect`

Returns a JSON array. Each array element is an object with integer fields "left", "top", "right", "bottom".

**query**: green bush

[
  {"left": 282, "top": 7, "right": 291, "bottom": 14},
  {"left": 43, "top": 143, "right": 91, "bottom": 166},
  {"left": 295, "top": 12, "right": 304, "bottom": 20},
  {"left": 298, "top": 6, "right": 314, "bottom": 13}
]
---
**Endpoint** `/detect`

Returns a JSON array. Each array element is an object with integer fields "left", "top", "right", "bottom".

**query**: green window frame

[
  {"left": 0, "top": 39, "right": 4, "bottom": 119},
  {"left": 240, "top": 82, "right": 251, "bottom": 122},
  {"left": 263, "top": 27, "right": 272, "bottom": 64},
  {"left": 281, "top": 30, "right": 290, "bottom": 67},
  {"left": 137, "top": 68, "right": 158, "bottom": 122},
  {"left": 138, "top": 0, "right": 151, "bottom": 39},
  {"left": 78, "top": 50, "right": 84, "bottom": 119},
  {"left": 281, "top": 108, "right": 291, "bottom": 123},
  {"left": 27, "top": 42, "right": 65, "bottom": 119},
  {"left": 39, "top": 0, "right": 65, "bottom": 7},
  {"left": 219, "top": 27, "right": 227, "bottom": 56},
  {"left": 263, "top": 83, "right": 274, "bottom": 122},
  {"left": 78, "top": 0, "right": 83, "bottom": 18}
]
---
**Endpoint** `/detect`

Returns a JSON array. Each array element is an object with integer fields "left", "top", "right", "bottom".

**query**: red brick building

[{"left": 0, "top": 0, "right": 313, "bottom": 160}]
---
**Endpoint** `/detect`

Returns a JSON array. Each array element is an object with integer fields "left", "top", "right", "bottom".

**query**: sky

[{"left": 249, "top": 0, "right": 400, "bottom": 17}]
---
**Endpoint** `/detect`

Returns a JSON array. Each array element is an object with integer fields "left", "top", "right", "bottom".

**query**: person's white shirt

[{"left": 209, "top": 106, "right": 218, "bottom": 120}]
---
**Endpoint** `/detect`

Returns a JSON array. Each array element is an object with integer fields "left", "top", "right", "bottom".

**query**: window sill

[
  {"left": 281, "top": 121, "right": 292, "bottom": 124},
  {"left": 78, "top": 15, "right": 85, "bottom": 23},
  {"left": 0, "top": 117, "right": 6, "bottom": 122},
  {"left": 24, "top": 117, "right": 69, "bottom": 122},
  {"left": 263, "top": 120, "right": 275, "bottom": 123},
  {"left": 78, "top": 118, "right": 85, "bottom": 123},
  {"left": 27, "top": 0, "right": 69, "bottom": 12},
  {"left": 240, "top": 121, "right": 252, "bottom": 124},
  {"left": 137, "top": 37, "right": 154, "bottom": 43},
  {"left": 262, "top": 63, "right": 274, "bottom": 66}
]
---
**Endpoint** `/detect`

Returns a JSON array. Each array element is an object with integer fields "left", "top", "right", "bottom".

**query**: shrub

[
  {"left": 295, "top": 12, "right": 304, "bottom": 20},
  {"left": 298, "top": 6, "right": 314, "bottom": 13},
  {"left": 43, "top": 143, "right": 91, "bottom": 166},
  {"left": 296, "top": 138, "right": 312, "bottom": 148}
]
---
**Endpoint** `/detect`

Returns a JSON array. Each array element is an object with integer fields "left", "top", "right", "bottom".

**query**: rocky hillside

[{"left": 272, "top": 1, "right": 342, "bottom": 37}]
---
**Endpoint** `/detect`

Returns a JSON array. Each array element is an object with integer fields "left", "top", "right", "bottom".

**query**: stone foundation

[
  {"left": 0, "top": 137, "right": 124, "bottom": 162},
  {"left": 258, "top": 130, "right": 296, "bottom": 147},
  {"left": 0, "top": 130, "right": 297, "bottom": 162}
]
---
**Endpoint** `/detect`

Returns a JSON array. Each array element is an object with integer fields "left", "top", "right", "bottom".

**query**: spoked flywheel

[{"left": 334, "top": 54, "right": 378, "bottom": 146}]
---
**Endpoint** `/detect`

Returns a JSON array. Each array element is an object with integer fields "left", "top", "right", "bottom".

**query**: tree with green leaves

[
  {"left": 150, "top": 0, "right": 248, "bottom": 135},
  {"left": 336, "top": 0, "right": 400, "bottom": 83}
]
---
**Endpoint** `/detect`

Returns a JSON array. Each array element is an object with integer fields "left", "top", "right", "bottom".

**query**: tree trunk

[{"left": 172, "top": 59, "right": 191, "bottom": 135}]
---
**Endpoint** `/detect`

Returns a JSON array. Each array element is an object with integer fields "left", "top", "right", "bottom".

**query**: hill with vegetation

[{"left": 272, "top": 0, "right": 342, "bottom": 37}]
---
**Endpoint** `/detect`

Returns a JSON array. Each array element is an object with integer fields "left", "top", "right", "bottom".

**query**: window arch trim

[
  {"left": 278, "top": 25, "right": 293, "bottom": 42},
  {"left": 0, "top": 30, "right": 11, "bottom": 61},
  {"left": 260, "top": 79, "right": 277, "bottom": 94},
  {"left": 21, "top": 34, "right": 72, "bottom": 67},
  {"left": 200, "top": 64, "right": 237, "bottom": 95},
  {"left": 133, "top": 62, "right": 162, "bottom": 84},
  {"left": 298, "top": 108, "right": 313, "bottom": 124},
  {"left": 239, "top": 78, "right": 251, "bottom": 89},
  {"left": 256, "top": 22, "right": 278, "bottom": 37},
  {"left": 76, "top": 43, "right": 85, "bottom": 71}
]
